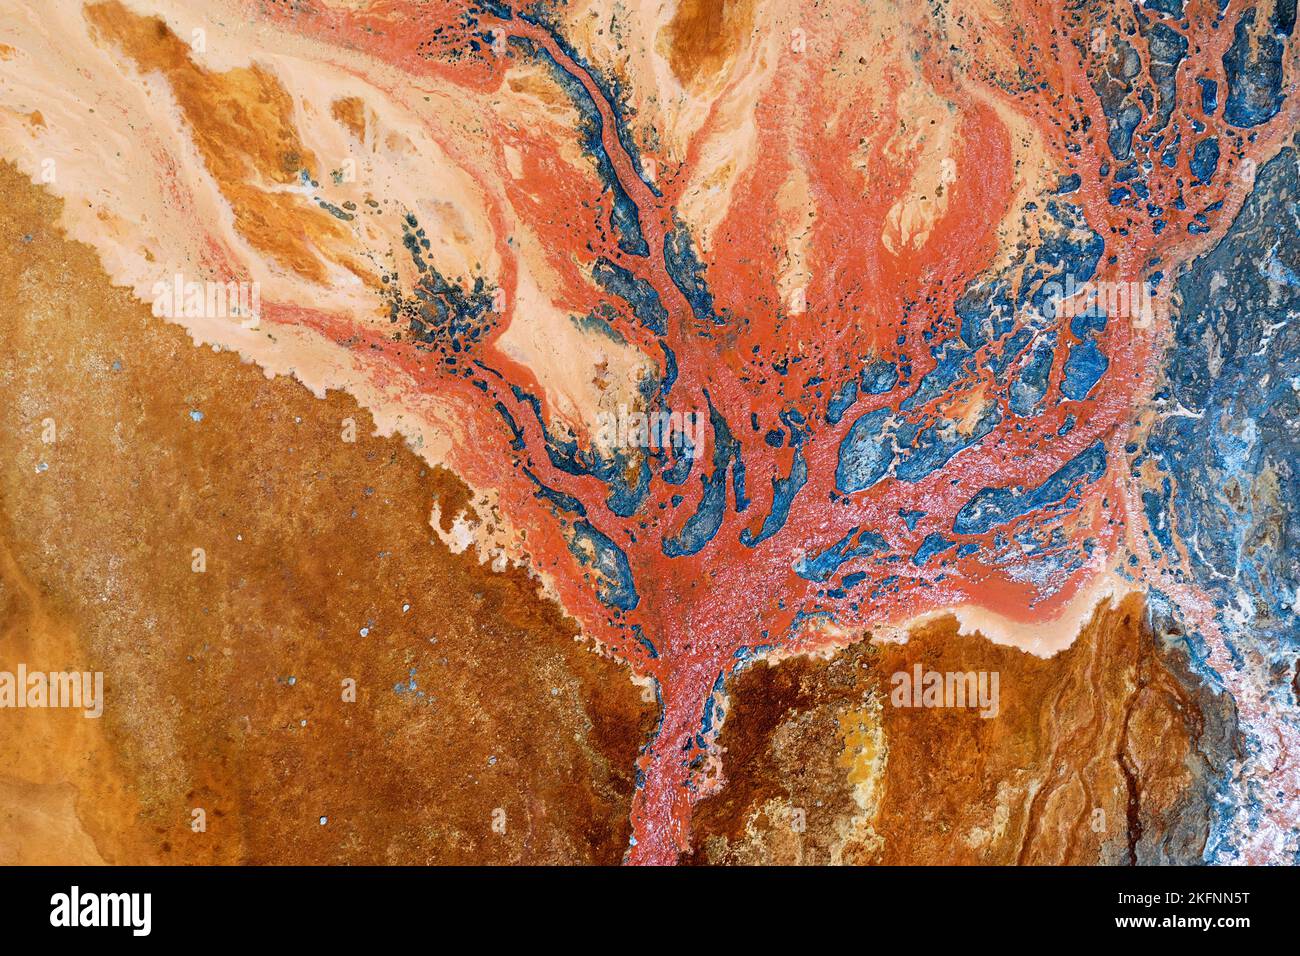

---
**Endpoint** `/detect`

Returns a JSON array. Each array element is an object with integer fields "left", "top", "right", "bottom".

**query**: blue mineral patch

[
  {"left": 835, "top": 407, "right": 895, "bottom": 493},
  {"left": 829, "top": 194, "right": 1103, "bottom": 496},
  {"left": 572, "top": 307, "right": 627, "bottom": 345},
  {"left": 989, "top": 327, "right": 1033, "bottom": 378},
  {"left": 1191, "top": 137, "right": 1221, "bottom": 184},
  {"left": 592, "top": 257, "right": 667, "bottom": 335},
  {"left": 1069, "top": 308, "right": 1108, "bottom": 340},
  {"left": 605, "top": 457, "right": 651, "bottom": 518},
  {"left": 631, "top": 624, "right": 658, "bottom": 659},
  {"left": 899, "top": 508, "right": 926, "bottom": 531},
  {"left": 964, "top": 201, "right": 1102, "bottom": 345},
  {"left": 519, "top": 8, "right": 661, "bottom": 196},
  {"left": 1143, "top": 477, "right": 1177, "bottom": 553},
  {"left": 740, "top": 447, "right": 807, "bottom": 547},
  {"left": 510, "top": 384, "right": 653, "bottom": 517},
  {"left": 1222, "top": 6, "right": 1293, "bottom": 128},
  {"left": 1010, "top": 334, "right": 1056, "bottom": 416},
  {"left": 826, "top": 378, "right": 858, "bottom": 424},
  {"left": 901, "top": 340, "right": 975, "bottom": 411},
  {"left": 1061, "top": 337, "right": 1109, "bottom": 400},
  {"left": 390, "top": 217, "right": 497, "bottom": 355},
  {"left": 953, "top": 440, "right": 1108, "bottom": 536},
  {"left": 794, "top": 527, "right": 889, "bottom": 582},
  {"left": 955, "top": 282, "right": 1016, "bottom": 353},
  {"left": 1144, "top": 140, "right": 1294, "bottom": 858},
  {"left": 861, "top": 358, "right": 900, "bottom": 394},
  {"left": 663, "top": 221, "right": 720, "bottom": 325},
  {"left": 1111, "top": 103, "right": 1144, "bottom": 163},
  {"left": 567, "top": 519, "right": 638, "bottom": 610},
  {"left": 1145, "top": 144, "right": 1298, "bottom": 648},
  {"left": 523, "top": 466, "right": 587, "bottom": 517},
  {"left": 663, "top": 399, "right": 742, "bottom": 556},
  {"left": 661, "top": 426, "right": 696, "bottom": 485},
  {"left": 1197, "top": 77, "right": 1219, "bottom": 114},
  {"left": 911, "top": 532, "right": 955, "bottom": 567},
  {"left": 1060, "top": 301, "right": 1110, "bottom": 402},
  {"left": 1145, "top": 23, "right": 1188, "bottom": 135},
  {"left": 894, "top": 402, "right": 1002, "bottom": 484},
  {"left": 659, "top": 342, "right": 678, "bottom": 396}
]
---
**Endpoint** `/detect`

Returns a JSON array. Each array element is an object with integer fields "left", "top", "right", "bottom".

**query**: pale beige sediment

[{"left": 0, "top": 0, "right": 652, "bottom": 566}]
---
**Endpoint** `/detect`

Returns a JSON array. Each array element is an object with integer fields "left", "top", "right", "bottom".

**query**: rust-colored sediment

[
  {"left": 84, "top": 0, "right": 360, "bottom": 284},
  {"left": 657, "top": 0, "right": 758, "bottom": 89},
  {"left": 688, "top": 594, "right": 1236, "bottom": 865},
  {"left": 0, "top": 163, "right": 654, "bottom": 864},
  {"left": 330, "top": 96, "right": 368, "bottom": 142}
]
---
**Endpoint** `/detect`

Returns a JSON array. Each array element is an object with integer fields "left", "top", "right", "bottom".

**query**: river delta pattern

[{"left": 0, "top": 0, "right": 1295, "bottom": 865}]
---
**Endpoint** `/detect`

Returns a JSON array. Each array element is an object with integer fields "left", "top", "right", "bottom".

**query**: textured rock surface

[{"left": 688, "top": 595, "right": 1237, "bottom": 865}]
